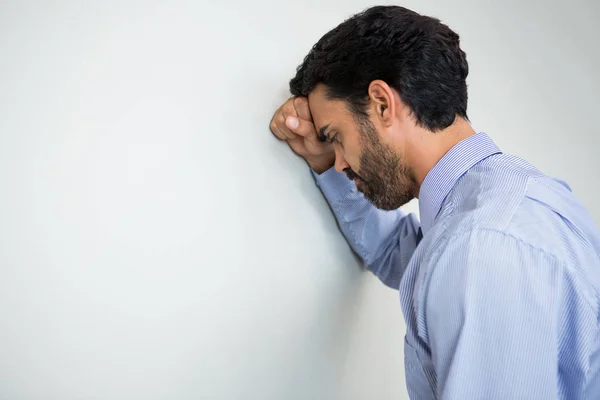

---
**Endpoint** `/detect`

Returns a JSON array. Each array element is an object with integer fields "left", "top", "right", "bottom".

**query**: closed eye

[{"left": 328, "top": 132, "right": 341, "bottom": 145}]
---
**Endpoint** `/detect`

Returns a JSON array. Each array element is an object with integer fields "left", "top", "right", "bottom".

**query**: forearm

[{"left": 313, "top": 167, "right": 420, "bottom": 289}]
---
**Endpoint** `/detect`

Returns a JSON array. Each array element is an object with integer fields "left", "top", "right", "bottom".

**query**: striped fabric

[{"left": 313, "top": 132, "right": 600, "bottom": 399}]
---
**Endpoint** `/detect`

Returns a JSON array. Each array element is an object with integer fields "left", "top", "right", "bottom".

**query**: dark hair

[{"left": 289, "top": 5, "right": 469, "bottom": 131}]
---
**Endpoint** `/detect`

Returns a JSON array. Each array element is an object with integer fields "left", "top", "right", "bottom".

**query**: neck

[{"left": 407, "top": 117, "right": 476, "bottom": 193}]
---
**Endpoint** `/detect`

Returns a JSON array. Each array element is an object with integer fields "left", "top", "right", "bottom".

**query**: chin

[{"left": 368, "top": 194, "right": 413, "bottom": 211}]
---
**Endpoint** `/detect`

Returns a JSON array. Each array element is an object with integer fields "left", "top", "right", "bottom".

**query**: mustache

[{"left": 344, "top": 168, "right": 365, "bottom": 182}]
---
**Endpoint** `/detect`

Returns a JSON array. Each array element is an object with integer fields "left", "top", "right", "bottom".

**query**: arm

[
  {"left": 269, "top": 96, "right": 420, "bottom": 288},
  {"left": 424, "top": 229, "right": 561, "bottom": 399},
  {"left": 314, "top": 167, "right": 420, "bottom": 289}
]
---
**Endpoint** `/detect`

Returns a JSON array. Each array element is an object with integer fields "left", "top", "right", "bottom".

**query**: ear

[{"left": 368, "top": 80, "right": 396, "bottom": 128}]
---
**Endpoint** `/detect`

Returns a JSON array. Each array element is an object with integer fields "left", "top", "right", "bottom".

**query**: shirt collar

[{"left": 418, "top": 132, "right": 502, "bottom": 234}]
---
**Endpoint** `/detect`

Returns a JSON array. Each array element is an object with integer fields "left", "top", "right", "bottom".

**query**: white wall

[{"left": 0, "top": 1, "right": 598, "bottom": 399}]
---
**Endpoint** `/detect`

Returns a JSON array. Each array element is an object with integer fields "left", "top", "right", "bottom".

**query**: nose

[{"left": 333, "top": 146, "right": 350, "bottom": 173}]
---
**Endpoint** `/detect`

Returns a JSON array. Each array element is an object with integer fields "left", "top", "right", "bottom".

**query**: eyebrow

[{"left": 318, "top": 124, "right": 330, "bottom": 142}]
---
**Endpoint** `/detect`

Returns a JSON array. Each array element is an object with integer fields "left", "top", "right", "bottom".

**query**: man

[{"left": 269, "top": 5, "right": 600, "bottom": 399}]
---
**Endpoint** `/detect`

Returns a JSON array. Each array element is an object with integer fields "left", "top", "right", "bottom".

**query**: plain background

[{"left": 0, "top": 0, "right": 598, "bottom": 399}]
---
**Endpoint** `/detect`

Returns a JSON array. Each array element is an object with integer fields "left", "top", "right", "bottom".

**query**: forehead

[{"left": 307, "top": 84, "right": 354, "bottom": 131}]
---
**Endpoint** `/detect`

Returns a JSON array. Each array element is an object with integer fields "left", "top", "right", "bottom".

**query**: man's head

[{"left": 289, "top": 5, "right": 470, "bottom": 210}]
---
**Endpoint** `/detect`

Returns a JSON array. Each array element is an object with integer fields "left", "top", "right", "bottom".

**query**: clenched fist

[{"left": 269, "top": 96, "right": 335, "bottom": 174}]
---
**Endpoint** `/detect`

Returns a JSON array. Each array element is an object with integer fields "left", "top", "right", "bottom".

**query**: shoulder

[
  {"left": 416, "top": 153, "right": 600, "bottom": 331},
  {"left": 438, "top": 152, "right": 590, "bottom": 251},
  {"left": 440, "top": 153, "right": 541, "bottom": 235}
]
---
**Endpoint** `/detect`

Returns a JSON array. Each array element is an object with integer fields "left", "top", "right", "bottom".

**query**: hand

[{"left": 270, "top": 96, "right": 335, "bottom": 174}]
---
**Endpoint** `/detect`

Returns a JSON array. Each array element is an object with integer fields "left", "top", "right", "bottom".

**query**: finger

[
  {"left": 293, "top": 97, "right": 312, "bottom": 122},
  {"left": 271, "top": 122, "right": 289, "bottom": 141},
  {"left": 292, "top": 97, "right": 321, "bottom": 146},
  {"left": 292, "top": 116, "right": 324, "bottom": 150},
  {"left": 270, "top": 115, "right": 287, "bottom": 140},
  {"left": 274, "top": 112, "right": 296, "bottom": 140}
]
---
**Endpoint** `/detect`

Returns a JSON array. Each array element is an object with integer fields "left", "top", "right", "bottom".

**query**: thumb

[
  {"left": 285, "top": 115, "right": 300, "bottom": 131},
  {"left": 285, "top": 115, "right": 315, "bottom": 138}
]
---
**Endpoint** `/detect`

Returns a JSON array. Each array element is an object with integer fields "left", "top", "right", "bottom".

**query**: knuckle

[
  {"left": 277, "top": 113, "right": 286, "bottom": 126},
  {"left": 294, "top": 96, "right": 306, "bottom": 108},
  {"left": 283, "top": 102, "right": 296, "bottom": 116}
]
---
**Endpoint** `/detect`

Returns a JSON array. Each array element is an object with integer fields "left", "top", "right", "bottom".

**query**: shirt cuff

[{"left": 311, "top": 167, "right": 356, "bottom": 202}]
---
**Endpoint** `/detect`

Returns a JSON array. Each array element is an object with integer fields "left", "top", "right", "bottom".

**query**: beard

[{"left": 344, "top": 119, "right": 417, "bottom": 210}]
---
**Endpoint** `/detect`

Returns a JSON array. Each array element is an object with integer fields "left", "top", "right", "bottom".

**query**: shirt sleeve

[
  {"left": 313, "top": 167, "right": 420, "bottom": 289},
  {"left": 423, "top": 229, "right": 562, "bottom": 399}
]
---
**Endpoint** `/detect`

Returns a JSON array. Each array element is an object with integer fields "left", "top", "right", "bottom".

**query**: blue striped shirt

[{"left": 313, "top": 132, "right": 600, "bottom": 399}]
